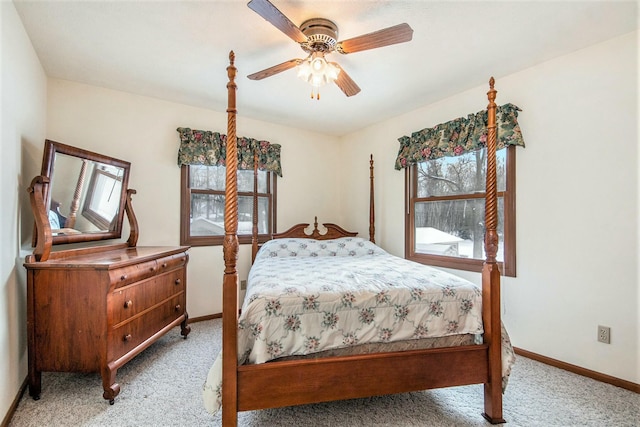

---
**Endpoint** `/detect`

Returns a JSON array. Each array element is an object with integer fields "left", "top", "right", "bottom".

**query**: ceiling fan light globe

[
  {"left": 295, "top": 51, "right": 339, "bottom": 93},
  {"left": 297, "top": 61, "right": 311, "bottom": 80},
  {"left": 311, "top": 57, "right": 326, "bottom": 72},
  {"left": 326, "top": 62, "right": 340, "bottom": 81}
]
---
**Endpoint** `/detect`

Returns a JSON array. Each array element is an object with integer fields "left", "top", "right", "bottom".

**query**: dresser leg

[
  {"left": 28, "top": 369, "right": 41, "bottom": 400},
  {"left": 180, "top": 312, "right": 191, "bottom": 339},
  {"left": 101, "top": 366, "right": 121, "bottom": 404}
]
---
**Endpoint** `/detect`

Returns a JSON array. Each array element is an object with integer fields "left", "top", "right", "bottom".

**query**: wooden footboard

[{"left": 237, "top": 345, "right": 489, "bottom": 411}]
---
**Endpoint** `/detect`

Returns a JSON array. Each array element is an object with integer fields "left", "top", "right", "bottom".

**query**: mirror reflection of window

[
  {"left": 82, "top": 165, "right": 124, "bottom": 230},
  {"left": 48, "top": 210, "right": 60, "bottom": 229}
]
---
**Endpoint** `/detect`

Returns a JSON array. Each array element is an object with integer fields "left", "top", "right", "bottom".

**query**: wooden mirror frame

[{"left": 33, "top": 140, "right": 131, "bottom": 246}]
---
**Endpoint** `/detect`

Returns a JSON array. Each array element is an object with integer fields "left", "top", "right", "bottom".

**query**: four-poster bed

[{"left": 208, "top": 51, "right": 512, "bottom": 425}]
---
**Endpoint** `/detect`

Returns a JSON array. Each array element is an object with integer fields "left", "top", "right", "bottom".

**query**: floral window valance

[
  {"left": 394, "top": 103, "right": 525, "bottom": 170},
  {"left": 177, "top": 127, "right": 282, "bottom": 177}
]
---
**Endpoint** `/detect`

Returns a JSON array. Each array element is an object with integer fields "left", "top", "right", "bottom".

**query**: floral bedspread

[{"left": 203, "top": 237, "right": 514, "bottom": 414}]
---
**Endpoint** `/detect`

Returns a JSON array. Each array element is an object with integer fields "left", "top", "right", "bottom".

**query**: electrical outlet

[
  {"left": 597, "top": 325, "right": 611, "bottom": 344},
  {"left": 240, "top": 280, "right": 247, "bottom": 290}
]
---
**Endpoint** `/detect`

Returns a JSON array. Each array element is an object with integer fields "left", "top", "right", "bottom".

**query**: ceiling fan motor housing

[{"left": 300, "top": 18, "right": 338, "bottom": 53}]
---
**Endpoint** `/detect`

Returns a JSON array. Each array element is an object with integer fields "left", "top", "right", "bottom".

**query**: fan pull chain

[{"left": 310, "top": 89, "right": 320, "bottom": 100}]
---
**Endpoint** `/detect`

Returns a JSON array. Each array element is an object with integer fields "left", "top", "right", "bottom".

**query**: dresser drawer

[
  {"left": 156, "top": 252, "right": 188, "bottom": 272},
  {"left": 110, "top": 259, "right": 159, "bottom": 289},
  {"left": 108, "top": 293, "right": 185, "bottom": 361},
  {"left": 109, "top": 253, "right": 187, "bottom": 290},
  {"left": 110, "top": 269, "right": 185, "bottom": 324}
]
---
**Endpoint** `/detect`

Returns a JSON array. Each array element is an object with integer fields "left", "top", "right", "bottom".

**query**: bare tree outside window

[
  {"left": 181, "top": 165, "right": 276, "bottom": 246},
  {"left": 406, "top": 146, "right": 516, "bottom": 276}
]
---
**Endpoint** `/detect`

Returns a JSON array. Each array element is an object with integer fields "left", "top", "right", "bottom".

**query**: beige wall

[
  {"left": 45, "top": 80, "right": 342, "bottom": 317},
  {"left": 1, "top": 1, "right": 48, "bottom": 421},
  {"left": 340, "top": 31, "right": 639, "bottom": 384}
]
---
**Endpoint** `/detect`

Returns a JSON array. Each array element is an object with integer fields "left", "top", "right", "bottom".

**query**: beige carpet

[{"left": 9, "top": 319, "right": 640, "bottom": 426}]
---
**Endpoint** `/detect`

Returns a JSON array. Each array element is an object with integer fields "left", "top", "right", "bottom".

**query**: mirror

[{"left": 38, "top": 139, "right": 131, "bottom": 244}]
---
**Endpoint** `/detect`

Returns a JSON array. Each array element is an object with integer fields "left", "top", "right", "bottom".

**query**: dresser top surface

[{"left": 24, "top": 245, "right": 189, "bottom": 270}]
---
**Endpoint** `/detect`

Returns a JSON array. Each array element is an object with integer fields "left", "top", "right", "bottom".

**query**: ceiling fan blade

[
  {"left": 331, "top": 63, "right": 361, "bottom": 97},
  {"left": 247, "top": 59, "right": 302, "bottom": 80},
  {"left": 336, "top": 23, "right": 413, "bottom": 54},
  {"left": 247, "top": 0, "right": 307, "bottom": 43}
]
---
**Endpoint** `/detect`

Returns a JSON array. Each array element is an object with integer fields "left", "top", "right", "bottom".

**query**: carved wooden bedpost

[
  {"left": 369, "top": 154, "right": 375, "bottom": 243},
  {"left": 482, "top": 77, "right": 504, "bottom": 424},
  {"left": 222, "top": 51, "right": 239, "bottom": 427},
  {"left": 252, "top": 152, "right": 259, "bottom": 263},
  {"left": 65, "top": 159, "right": 88, "bottom": 228}
]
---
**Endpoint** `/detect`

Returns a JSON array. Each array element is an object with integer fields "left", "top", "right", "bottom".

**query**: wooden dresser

[
  {"left": 24, "top": 244, "right": 190, "bottom": 403},
  {"left": 24, "top": 141, "right": 190, "bottom": 403}
]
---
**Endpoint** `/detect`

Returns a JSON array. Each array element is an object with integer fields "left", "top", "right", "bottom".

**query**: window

[
  {"left": 180, "top": 164, "right": 276, "bottom": 246},
  {"left": 405, "top": 145, "right": 516, "bottom": 276}
]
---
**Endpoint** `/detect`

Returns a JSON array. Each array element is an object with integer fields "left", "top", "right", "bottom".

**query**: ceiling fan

[{"left": 246, "top": 0, "right": 413, "bottom": 99}]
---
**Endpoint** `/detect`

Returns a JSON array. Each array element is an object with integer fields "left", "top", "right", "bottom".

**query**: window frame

[
  {"left": 180, "top": 165, "right": 277, "bottom": 246},
  {"left": 404, "top": 145, "right": 516, "bottom": 277}
]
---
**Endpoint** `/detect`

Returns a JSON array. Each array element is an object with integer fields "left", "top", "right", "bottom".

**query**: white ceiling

[{"left": 13, "top": 0, "right": 639, "bottom": 136}]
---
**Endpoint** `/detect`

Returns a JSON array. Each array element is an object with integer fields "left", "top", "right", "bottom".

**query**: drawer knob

[
  {"left": 162, "top": 262, "right": 168, "bottom": 268},
  {"left": 124, "top": 300, "right": 133, "bottom": 309},
  {"left": 123, "top": 334, "right": 132, "bottom": 342},
  {"left": 150, "top": 266, "right": 156, "bottom": 272},
  {"left": 120, "top": 274, "right": 127, "bottom": 281},
  {"left": 175, "top": 304, "right": 181, "bottom": 312},
  {"left": 174, "top": 278, "right": 181, "bottom": 285}
]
